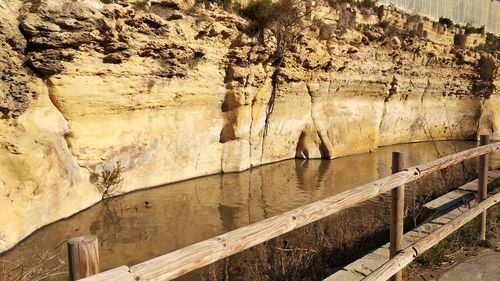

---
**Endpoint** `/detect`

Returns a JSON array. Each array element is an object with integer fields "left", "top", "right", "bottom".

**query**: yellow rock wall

[
  {"left": 0, "top": 82, "right": 101, "bottom": 252},
  {"left": 0, "top": 0, "right": 499, "bottom": 252}
]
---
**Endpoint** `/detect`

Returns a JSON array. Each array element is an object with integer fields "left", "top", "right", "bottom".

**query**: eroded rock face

[
  {"left": 0, "top": 0, "right": 37, "bottom": 118},
  {"left": 0, "top": 1, "right": 102, "bottom": 252},
  {"left": 0, "top": 85, "right": 102, "bottom": 252},
  {"left": 0, "top": 0, "right": 499, "bottom": 251}
]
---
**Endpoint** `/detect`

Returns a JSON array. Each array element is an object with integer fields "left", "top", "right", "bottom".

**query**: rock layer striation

[{"left": 0, "top": 0, "right": 499, "bottom": 251}]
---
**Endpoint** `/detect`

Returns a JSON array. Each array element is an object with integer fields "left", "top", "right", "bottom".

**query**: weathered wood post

[
  {"left": 390, "top": 152, "right": 404, "bottom": 281},
  {"left": 67, "top": 235, "right": 100, "bottom": 281},
  {"left": 478, "top": 134, "right": 489, "bottom": 240}
]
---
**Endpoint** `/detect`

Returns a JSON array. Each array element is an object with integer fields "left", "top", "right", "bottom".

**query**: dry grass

[
  {"left": 405, "top": 171, "right": 500, "bottom": 279},
  {"left": 0, "top": 227, "right": 79, "bottom": 281},
  {"left": 200, "top": 206, "right": 390, "bottom": 280},
  {"left": 198, "top": 160, "right": 476, "bottom": 281},
  {"left": 408, "top": 203, "right": 500, "bottom": 272}
]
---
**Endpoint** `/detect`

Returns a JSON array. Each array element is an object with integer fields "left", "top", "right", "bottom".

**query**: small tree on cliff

[
  {"left": 240, "top": 0, "right": 308, "bottom": 65},
  {"left": 240, "top": 0, "right": 316, "bottom": 135}
]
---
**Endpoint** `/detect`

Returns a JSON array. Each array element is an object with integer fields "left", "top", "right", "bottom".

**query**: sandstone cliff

[{"left": 0, "top": 0, "right": 498, "bottom": 252}]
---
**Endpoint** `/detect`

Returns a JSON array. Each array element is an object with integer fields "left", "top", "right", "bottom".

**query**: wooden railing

[
  {"left": 70, "top": 137, "right": 500, "bottom": 281},
  {"left": 363, "top": 192, "right": 500, "bottom": 281}
]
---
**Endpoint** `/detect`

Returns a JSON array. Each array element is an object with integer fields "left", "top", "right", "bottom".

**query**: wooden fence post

[
  {"left": 67, "top": 235, "right": 100, "bottom": 281},
  {"left": 390, "top": 152, "right": 404, "bottom": 281},
  {"left": 478, "top": 135, "right": 489, "bottom": 240}
]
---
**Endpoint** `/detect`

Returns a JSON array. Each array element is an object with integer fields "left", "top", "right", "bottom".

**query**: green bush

[
  {"left": 238, "top": 0, "right": 303, "bottom": 50},
  {"left": 238, "top": 0, "right": 274, "bottom": 42},
  {"left": 378, "top": 20, "right": 389, "bottom": 29},
  {"left": 464, "top": 23, "right": 485, "bottom": 34},
  {"left": 480, "top": 33, "right": 500, "bottom": 54},
  {"left": 356, "top": 0, "right": 377, "bottom": 9},
  {"left": 438, "top": 17, "right": 453, "bottom": 28}
]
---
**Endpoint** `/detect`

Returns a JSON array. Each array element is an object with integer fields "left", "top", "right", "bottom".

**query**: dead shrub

[
  {"left": 90, "top": 162, "right": 123, "bottom": 199},
  {"left": 360, "top": 5, "right": 374, "bottom": 19},
  {"left": 477, "top": 53, "right": 498, "bottom": 81},
  {"left": 454, "top": 33, "right": 467, "bottom": 49},
  {"left": 406, "top": 163, "right": 476, "bottom": 228},
  {"left": 0, "top": 236, "right": 69, "bottom": 281},
  {"left": 336, "top": 4, "right": 356, "bottom": 36},
  {"left": 318, "top": 23, "right": 335, "bottom": 40},
  {"left": 402, "top": 14, "right": 426, "bottom": 38}
]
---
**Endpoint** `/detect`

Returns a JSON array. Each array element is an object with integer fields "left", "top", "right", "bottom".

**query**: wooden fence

[
  {"left": 363, "top": 192, "right": 500, "bottom": 281},
  {"left": 70, "top": 137, "right": 500, "bottom": 281}
]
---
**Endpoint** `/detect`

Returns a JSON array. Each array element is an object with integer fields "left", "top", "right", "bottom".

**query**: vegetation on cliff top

[{"left": 479, "top": 33, "right": 500, "bottom": 55}]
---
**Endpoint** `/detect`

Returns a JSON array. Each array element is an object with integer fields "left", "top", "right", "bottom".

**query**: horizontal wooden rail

[
  {"left": 363, "top": 191, "right": 500, "bottom": 281},
  {"left": 81, "top": 142, "right": 500, "bottom": 281}
]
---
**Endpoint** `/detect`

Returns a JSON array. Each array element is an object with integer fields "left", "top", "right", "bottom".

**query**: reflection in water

[{"left": 0, "top": 141, "right": 477, "bottom": 280}]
